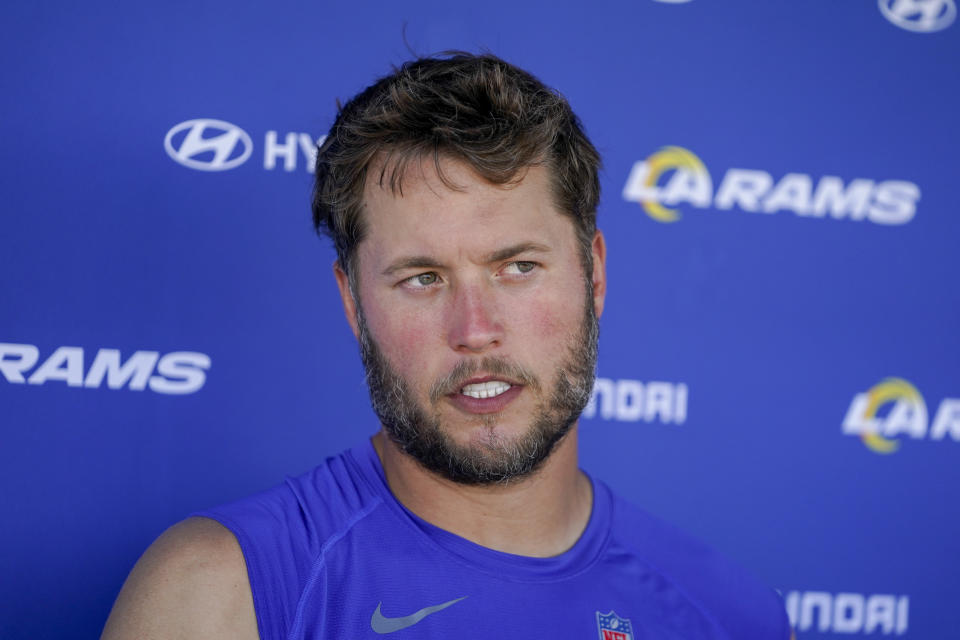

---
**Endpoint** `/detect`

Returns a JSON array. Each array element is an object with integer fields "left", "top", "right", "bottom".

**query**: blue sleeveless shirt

[{"left": 198, "top": 440, "right": 789, "bottom": 639}]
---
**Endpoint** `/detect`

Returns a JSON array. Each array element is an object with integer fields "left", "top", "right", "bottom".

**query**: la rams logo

[
  {"left": 623, "top": 146, "right": 710, "bottom": 222},
  {"left": 842, "top": 378, "right": 926, "bottom": 453}
]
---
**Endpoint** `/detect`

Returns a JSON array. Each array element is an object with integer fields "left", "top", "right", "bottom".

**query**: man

[{"left": 102, "top": 53, "right": 790, "bottom": 639}]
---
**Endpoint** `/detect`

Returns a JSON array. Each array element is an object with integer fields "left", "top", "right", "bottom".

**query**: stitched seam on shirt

[
  {"left": 611, "top": 534, "right": 731, "bottom": 638},
  {"left": 287, "top": 497, "right": 384, "bottom": 639},
  {"left": 413, "top": 521, "right": 613, "bottom": 585},
  {"left": 347, "top": 444, "right": 613, "bottom": 584}
]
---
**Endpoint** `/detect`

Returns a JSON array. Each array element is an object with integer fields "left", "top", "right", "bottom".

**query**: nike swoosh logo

[{"left": 370, "top": 596, "right": 467, "bottom": 634}]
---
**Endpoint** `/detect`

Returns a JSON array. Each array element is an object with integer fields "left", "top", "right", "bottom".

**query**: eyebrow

[
  {"left": 484, "top": 242, "right": 551, "bottom": 264},
  {"left": 380, "top": 242, "right": 552, "bottom": 277}
]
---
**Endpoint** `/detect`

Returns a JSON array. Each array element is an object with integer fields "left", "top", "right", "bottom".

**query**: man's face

[{"left": 337, "top": 158, "right": 606, "bottom": 485}]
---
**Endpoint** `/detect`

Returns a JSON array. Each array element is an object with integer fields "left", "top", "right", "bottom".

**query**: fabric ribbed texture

[{"left": 197, "top": 439, "right": 789, "bottom": 639}]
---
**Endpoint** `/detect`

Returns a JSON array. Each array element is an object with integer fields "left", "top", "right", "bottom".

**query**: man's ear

[
  {"left": 590, "top": 230, "right": 607, "bottom": 318},
  {"left": 333, "top": 261, "right": 361, "bottom": 340}
]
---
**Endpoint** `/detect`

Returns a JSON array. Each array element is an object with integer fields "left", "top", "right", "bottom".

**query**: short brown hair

[{"left": 311, "top": 52, "right": 601, "bottom": 278}]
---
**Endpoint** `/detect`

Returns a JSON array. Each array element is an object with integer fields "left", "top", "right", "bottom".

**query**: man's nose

[{"left": 446, "top": 283, "right": 504, "bottom": 354}]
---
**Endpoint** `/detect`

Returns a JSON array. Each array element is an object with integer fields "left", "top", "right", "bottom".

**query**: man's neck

[{"left": 371, "top": 428, "right": 593, "bottom": 558}]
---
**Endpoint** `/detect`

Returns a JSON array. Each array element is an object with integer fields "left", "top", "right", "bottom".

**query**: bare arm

[{"left": 101, "top": 517, "right": 259, "bottom": 640}]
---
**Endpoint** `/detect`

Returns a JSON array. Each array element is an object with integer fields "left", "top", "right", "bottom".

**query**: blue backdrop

[{"left": 2, "top": 1, "right": 958, "bottom": 638}]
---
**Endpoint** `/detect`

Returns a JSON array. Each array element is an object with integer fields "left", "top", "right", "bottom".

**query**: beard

[{"left": 356, "top": 285, "right": 599, "bottom": 486}]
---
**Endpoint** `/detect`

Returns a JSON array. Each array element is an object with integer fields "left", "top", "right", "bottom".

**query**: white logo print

[
  {"left": 0, "top": 343, "right": 211, "bottom": 395},
  {"left": 879, "top": 0, "right": 956, "bottom": 32},
  {"left": 784, "top": 591, "right": 909, "bottom": 634},
  {"left": 584, "top": 378, "right": 688, "bottom": 425},
  {"left": 164, "top": 119, "right": 253, "bottom": 171}
]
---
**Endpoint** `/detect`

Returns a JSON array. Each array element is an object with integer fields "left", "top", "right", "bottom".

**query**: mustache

[{"left": 429, "top": 356, "right": 542, "bottom": 402}]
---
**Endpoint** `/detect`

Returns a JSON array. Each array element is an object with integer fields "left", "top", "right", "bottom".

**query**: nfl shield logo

[{"left": 596, "top": 610, "right": 634, "bottom": 640}]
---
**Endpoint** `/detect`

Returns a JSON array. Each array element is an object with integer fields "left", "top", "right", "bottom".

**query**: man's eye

[
  {"left": 406, "top": 272, "right": 439, "bottom": 287},
  {"left": 504, "top": 261, "right": 537, "bottom": 275}
]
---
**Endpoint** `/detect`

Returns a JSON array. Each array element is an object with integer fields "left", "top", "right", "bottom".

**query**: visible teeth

[{"left": 461, "top": 380, "right": 511, "bottom": 399}]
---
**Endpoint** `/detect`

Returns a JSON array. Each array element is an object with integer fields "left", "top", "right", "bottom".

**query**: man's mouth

[
  {"left": 447, "top": 376, "right": 524, "bottom": 414},
  {"left": 460, "top": 380, "right": 512, "bottom": 399}
]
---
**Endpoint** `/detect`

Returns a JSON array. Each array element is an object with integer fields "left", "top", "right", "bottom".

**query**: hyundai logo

[
  {"left": 164, "top": 119, "right": 253, "bottom": 171},
  {"left": 879, "top": 0, "right": 955, "bottom": 32}
]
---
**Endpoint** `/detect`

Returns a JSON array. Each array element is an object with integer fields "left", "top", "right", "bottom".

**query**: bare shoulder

[{"left": 101, "top": 517, "right": 259, "bottom": 640}]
